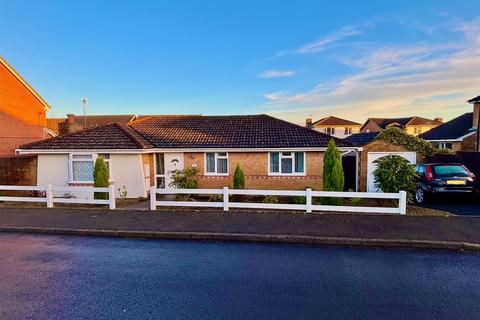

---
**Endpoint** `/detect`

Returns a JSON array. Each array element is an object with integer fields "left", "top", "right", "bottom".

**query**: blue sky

[{"left": 1, "top": 0, "right": 479, "bottom": 123}]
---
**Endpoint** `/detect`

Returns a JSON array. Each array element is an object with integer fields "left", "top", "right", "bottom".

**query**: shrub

[
  {"left": 93, "top": 156, "right": 109, "bottom": 200},
  {"left": 263, "top": 195, "right": 279, "bottom": 204},
  {"left": 373, "top": 155, "right": 417, "bottom": 203},
  {"left": 233, "top": 164, "right": 246, "bottom": 189},
  {"left": 292, "top": 196, "right": 306, "bottom": 204},
  {"left": 322, "top": 139, "right": 344, "bottom": 205},
  {"left": 169, "top": 167, "right": 199, "bottom": 201},
  {"left": 375, "top": 127, "right": 438, "bottom": 158},
  {"left": 208, "top": 194, "right": 223, "bottom": 202}
]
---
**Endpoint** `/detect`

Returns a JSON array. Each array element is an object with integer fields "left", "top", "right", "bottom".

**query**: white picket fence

[
  {"left": 0, "top": 185, "right": 116, "bottom": 209},
  {"left": 150, "top": 187, "right": 407, "bottom": 214}
]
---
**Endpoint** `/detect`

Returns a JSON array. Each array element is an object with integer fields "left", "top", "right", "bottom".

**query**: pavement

[
  {"left": 1, "top": 233, "right": 479, "bottom": 320},
  {"left": 420, "top": 195, "right": 480, "bottom": 216},
  {"left": 0, "top": 208, "right": 479, "bottom": 251}
]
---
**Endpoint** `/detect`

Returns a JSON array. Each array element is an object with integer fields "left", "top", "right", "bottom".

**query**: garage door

[{"left": 367, "top": 152, "right": 416, "bottom": 192}]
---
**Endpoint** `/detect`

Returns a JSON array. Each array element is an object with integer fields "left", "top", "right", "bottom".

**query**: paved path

[
  {"left": 0, "top": 208, "right": 479, "bottom": 247},
  {"left": 0, "top": 233, "right": 479, "bottom": 320}
]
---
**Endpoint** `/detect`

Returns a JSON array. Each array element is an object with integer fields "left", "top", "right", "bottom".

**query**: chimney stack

[
  {"left": 306, "top": 115, "right": 313, "bottom": 129},
  {"left": 473, "top": 103, "right": 480, "bottom": 129},
  {"left": 434, "top": 117, "right": 443, "bottom": 123},
  {"left": 67, "top": 114, "right": 75, "bottom": 124}
]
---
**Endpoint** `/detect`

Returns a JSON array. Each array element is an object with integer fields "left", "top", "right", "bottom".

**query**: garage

[{"left": 367, "top": 152, "right": 416, "bottom": 192}]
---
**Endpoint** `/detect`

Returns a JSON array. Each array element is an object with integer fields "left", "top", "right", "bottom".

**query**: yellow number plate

[{"left": 446, "top": 180, "right": 466, "bottom": 185}]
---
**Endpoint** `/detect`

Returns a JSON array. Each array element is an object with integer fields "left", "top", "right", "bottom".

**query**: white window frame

[
  {"left": 204, "top": 152, "right": 229, "bottom": 176},
  {"left": 268, "top": 152, "right": 306, "bottom": 176},
  {"left": 68, "top": 153, "right": 112, "bottom": 184}
]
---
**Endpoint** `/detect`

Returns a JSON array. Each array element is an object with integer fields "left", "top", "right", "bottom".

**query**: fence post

[
  {"left": 399, "top": 191, "right": 407, "bottom": 215},
  {"left": 150, "top": 186, "right": 156, "bottom": 211},
  {"left": 108, "top": 184, "right": 116, "bottom": 210},
  {"left": 306, "top": 188, "right": 312, "bottom": 213},
  {"left": 223, "top": 187, "right": 229, "bottom": 212},
  {"left": 46, "top": 184, "right": 53, "bottom": 208}
]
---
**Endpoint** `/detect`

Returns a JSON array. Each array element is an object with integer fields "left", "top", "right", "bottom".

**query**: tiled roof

[
  {"left": 419, "top": 113, "right": 475, "bottom": 140},
  {"left": 365, "top": 117, "right": 441, "bottom": 129},
  {"left": 47, "top": 115, "right": 136, "bottom": 135},
  {"left": 21, "top": 123, "right": 154, "bottom": 149},
  {"left": 344, "top": 132, "right": 379, "bottom": 146},
  {"left": 130, "top": 115, "right": 352, "bottom": 149},
  {"left": 467, "top": 95, "right": 480, "bottom": 103},
  {"left": 312, "top": 116, "right": 361, "bottom": 126},
  {"left": 23, "top": 114, "right": 353, "bottom": 150}
]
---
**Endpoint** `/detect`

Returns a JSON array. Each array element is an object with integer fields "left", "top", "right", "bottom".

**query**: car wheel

[{"left": 415, "top": 188, "right": 426, "bottom": 204}]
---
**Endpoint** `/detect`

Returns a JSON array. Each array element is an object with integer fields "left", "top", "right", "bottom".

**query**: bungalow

[{"left": 17, "top": 115, "right": 358, "bottom": 198}]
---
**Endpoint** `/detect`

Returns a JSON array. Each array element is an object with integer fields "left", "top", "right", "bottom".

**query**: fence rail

[
  {"left": 0, "top": 184, "right": 115, "bottom": 209},
  {"left": 150, "top": 187, "right": 407, "bottom": 214}
]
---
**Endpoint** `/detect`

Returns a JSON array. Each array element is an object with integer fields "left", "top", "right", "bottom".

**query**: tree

[
  {"left": 233, "top": 164, "right": 245, "bottom": 189},
  {"left": 93, "top": 156, "right": 109, "bottom": 200},
  {"left": 322, "top": 139, "right": 344, "bottom": 205},
  {"left": 373, "top": 155, "right": 417, "bottom": 203}
]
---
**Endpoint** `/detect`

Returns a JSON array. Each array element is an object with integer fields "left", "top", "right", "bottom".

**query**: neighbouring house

[
  {"left": 0, "top": 55, "right": 51, "bottom": 156},
  {"left": 17, "top": 115, "right": 358, "bottom": 198},
  {"left": 345, "top": 132, "right": 419, "bottom": 192},
  {"left": 419, "top": 97, "right": 479, "bottom": 152},
  {"left": 47, "top": 114, "right": 138, "bottom": 136},
  {"left": 360, "top": 116, "right": 442, "bottom": 136},
  {"left": 306, "top": 115, "right": 362, "bottom": 138}
]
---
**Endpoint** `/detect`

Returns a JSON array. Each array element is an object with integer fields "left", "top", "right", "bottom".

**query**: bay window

[
  {"left": 205, "top": 152, "right": 228, "bottom": 175},
  {"left": 269, "top": 152, "right": 305, "bottom": 175}
]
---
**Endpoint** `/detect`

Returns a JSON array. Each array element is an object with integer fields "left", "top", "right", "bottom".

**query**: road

[{"left": 0, "top": 233, "right": 479, "bottom": 320}]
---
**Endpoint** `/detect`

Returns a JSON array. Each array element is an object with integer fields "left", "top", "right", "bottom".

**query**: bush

[
  {"left": 263, "top": 195, "right": 279, "bottom": 204},
  {"left": 93, "top": 156, "right": 109, "bottom": 200},
  {"left": 322, "top": 139, "right": 344, "bottom": 205},
  {"left": 292, "top": 196, "right": 306, "bottom": 204},
  {"left": 233, "top": 164, "right": 246, "bottom": 189},
  {"left": 169, "top": 167, "right": 199, "bottom": 201},
  {"left": 375, "top": 127, "right": 438, "bottom": 158},
  {"left": 373, "top": 155, "right": 417, "bottom": 203}
]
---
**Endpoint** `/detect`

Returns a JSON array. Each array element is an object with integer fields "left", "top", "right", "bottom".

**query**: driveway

[
  {"left": 421, "top": 195, "right": 480, "bottom": 216},
  {"left": 1, "top": 233, "right": 479, "bottom": 320}
]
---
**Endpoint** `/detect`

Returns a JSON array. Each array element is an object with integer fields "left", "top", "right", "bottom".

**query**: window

[
  {"left": 269, "top": 152, "right": 305, "bottom": 175},
  {"left": 344, "top": 127, "right": 352, "bottom": 135},
  {"left": 155, "top": 153, "right": 165, "bottom": 188},
  {"left": 205, "top": 153, "right": 228, "bottom": 175},
  {"left": 70, "top": 154, "right": 111, "bottom": 183},
  {"left": 70, "top": 154, "right": 94, "bottom": 182},
  {"left": 438, "top": 142, "right": 452, "bottom": 150},
  {"left": 325, "top": 127, "right": 335, "bottom": 136}
]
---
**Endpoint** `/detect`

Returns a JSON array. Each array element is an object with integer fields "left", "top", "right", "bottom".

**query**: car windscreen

[{"left": 432, "top": 165, "right": 470, "bottom": 178}]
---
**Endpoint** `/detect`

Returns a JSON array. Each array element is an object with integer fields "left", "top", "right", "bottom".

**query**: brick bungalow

[
  {"left": 0, "top": 55, "right": 51, "bottom": 156},
  {"left": 17, "top": 115, "right": 358, "bottom": 198}
]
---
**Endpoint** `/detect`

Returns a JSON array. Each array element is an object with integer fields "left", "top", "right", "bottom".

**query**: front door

[{"left": 157, "top": 153, "right": 184, "bottom": 189}]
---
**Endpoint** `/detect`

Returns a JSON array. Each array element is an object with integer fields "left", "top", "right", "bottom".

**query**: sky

[{"left": 1, "top": 0, "right": 479, "bottom": 124}]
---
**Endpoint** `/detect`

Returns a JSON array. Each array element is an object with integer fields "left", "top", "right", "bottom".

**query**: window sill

[{"left": 204, "top": 173, "right": 229, "bottom": 176}]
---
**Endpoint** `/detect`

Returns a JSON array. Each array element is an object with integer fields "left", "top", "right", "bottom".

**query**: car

[{"left": 414, "top": 163, "right": 478, "bottom": 204}]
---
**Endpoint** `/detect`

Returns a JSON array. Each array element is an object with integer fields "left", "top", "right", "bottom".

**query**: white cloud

[
  {"left": 296, "top": 25, "right": 364, "bottom": 54},
  {"left": 257, "top": 70, "right": 295, "bottom": 78},
  {"left": 261, "top": 19, "right": 480, "bottom": 123}
]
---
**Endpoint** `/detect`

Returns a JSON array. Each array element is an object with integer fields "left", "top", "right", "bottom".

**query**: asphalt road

[{"left": 0, "top": 234, "right": 479, "bottom": 320}]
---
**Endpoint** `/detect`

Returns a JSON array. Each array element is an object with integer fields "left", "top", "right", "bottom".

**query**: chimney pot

[{"left": 306, "top": 116, "right": 313, "bottom": 128}]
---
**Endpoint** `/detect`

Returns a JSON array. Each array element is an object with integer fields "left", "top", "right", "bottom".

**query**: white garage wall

[{"left": 111, "top": 154, "right": 147, "bottom": 198}]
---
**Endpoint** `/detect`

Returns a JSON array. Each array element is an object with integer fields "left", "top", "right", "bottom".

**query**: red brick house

[
  {"left": 0, "top": 56, "right": 51, "bottom": 157},
  {"left": 17, "top": 115, "right": 358, "bottom": 198}
]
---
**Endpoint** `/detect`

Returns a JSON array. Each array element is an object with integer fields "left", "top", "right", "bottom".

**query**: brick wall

[
  {"left": 0, "top": 62, "right": 47, "bottom": 127},
  {"left": 0, "top": 112, "right": 47, "bottom": 156},
  {"left": 360, "top": 120, "right": 382, "bottom": 133},
  {"left": 0, "top": 156, "right": 37, "bottom": 185},
  {"left": 358, "top": 140, "right": 416, "bottom": 191},
  {"left": 462, "top": 133, "right": 478, "bottom": 151},
  {"left": 184, "top": 151, "right": 324, "bottom": 190}
]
